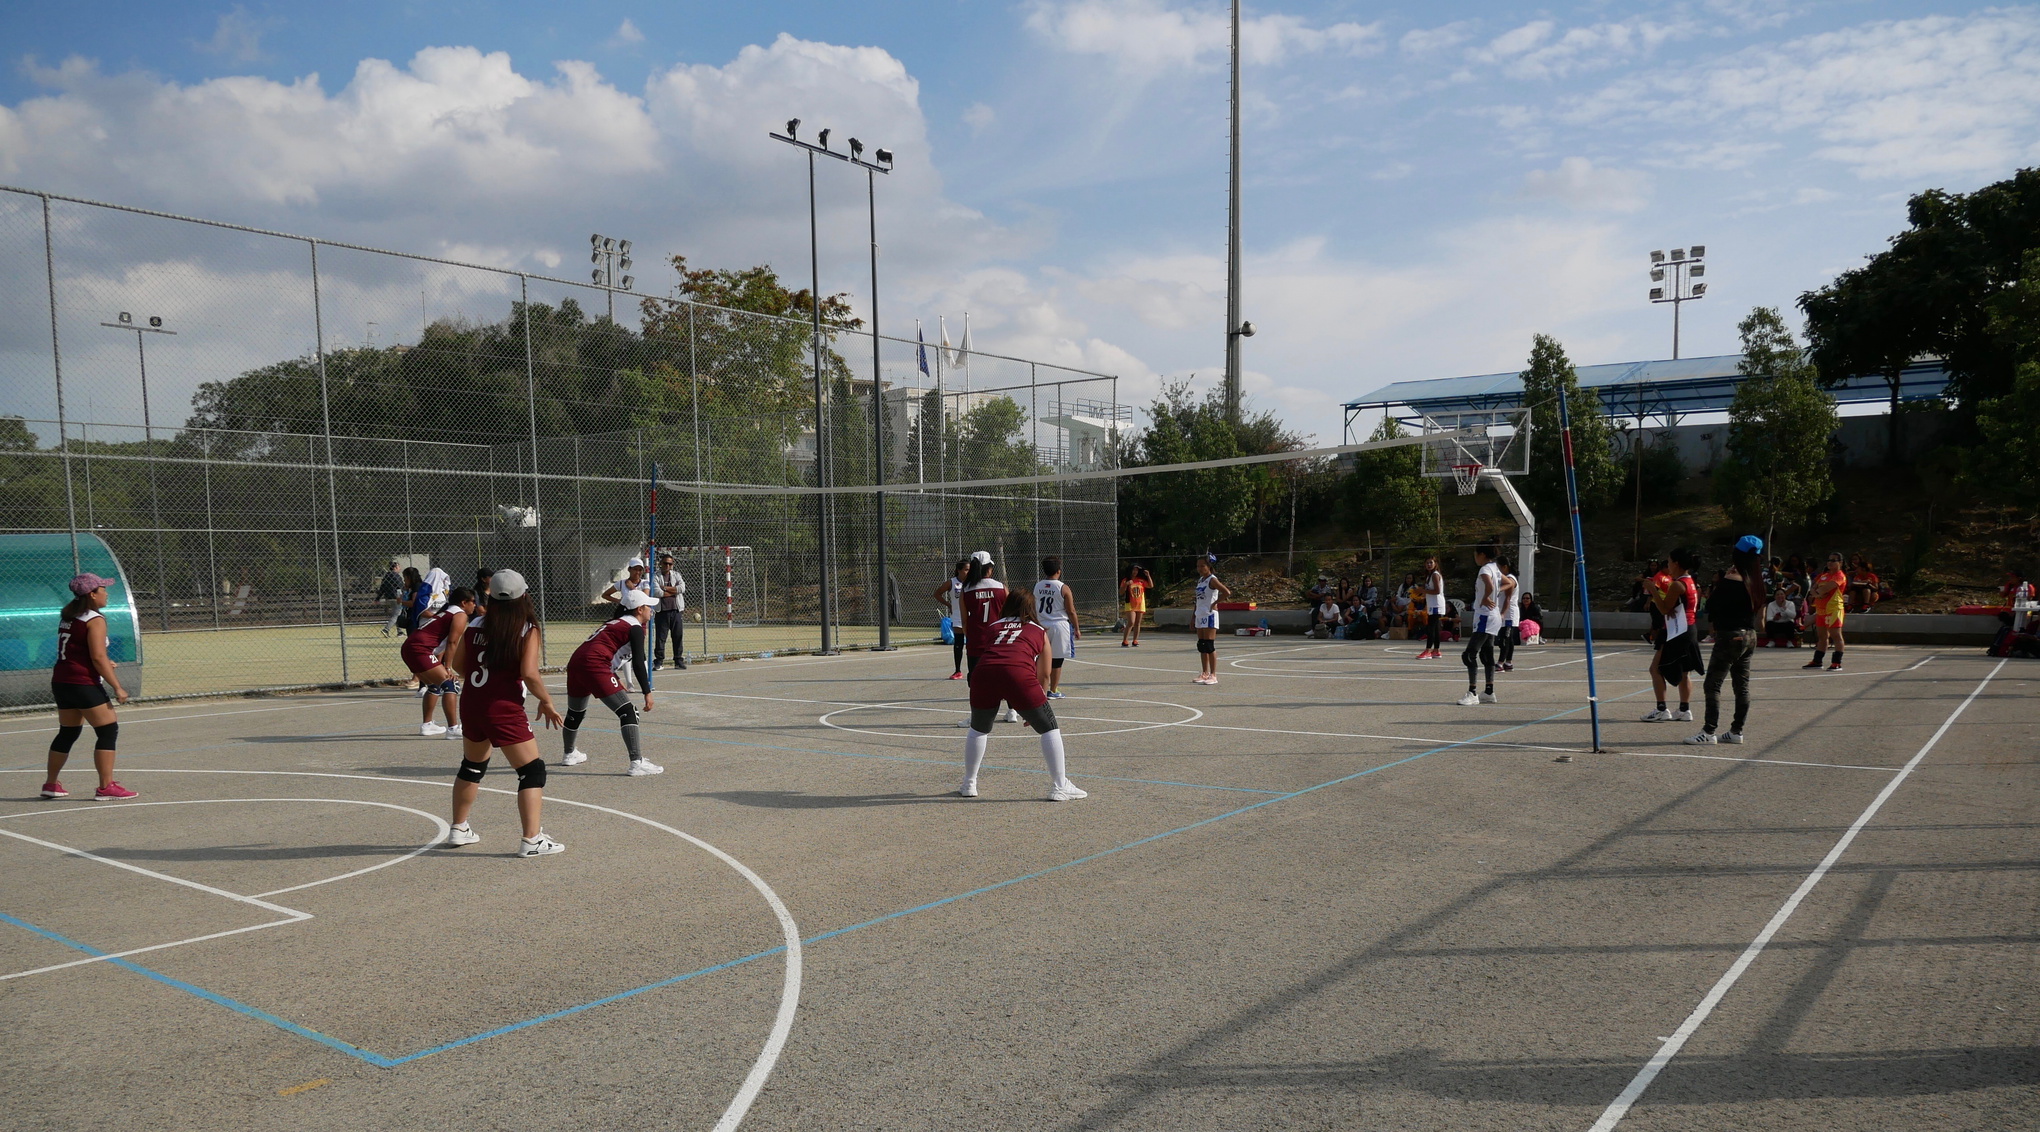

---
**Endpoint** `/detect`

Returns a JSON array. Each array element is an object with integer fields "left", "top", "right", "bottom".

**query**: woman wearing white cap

[
  {"left": 443, "top": 569, "right": 568, "bottom": 856},
  {"left": 41, "top": 573, "right": 136, "bottom": 801},
  {"left": 956, "top": 551, "right": 1020, "bottom": 725},
  {"left": 561, "top": 588, "right": 661, "bottom": 775}
]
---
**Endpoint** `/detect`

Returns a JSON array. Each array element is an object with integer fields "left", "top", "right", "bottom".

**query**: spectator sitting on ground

[
  {"left": 1763, "top": 590, "right": 1799, "bottom": 647},
  {"left": 1518, "top": 592, "right": 1543, "bottom": 644},
  {"left": 1848, "top": 555, "right": 1882, "bottom": 613},
  {"left": 1311, "top": 596, "right": 1342, "bottom": 637},
  {"left": 1360, "top": 575, "right": 1380, "bottom": 606},
  {"left": 1782, "top": 554, "right": 1812, "bottom": 601}
]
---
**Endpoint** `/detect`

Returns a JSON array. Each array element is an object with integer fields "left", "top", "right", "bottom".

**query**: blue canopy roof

[{"left": 1343, "top": 354, "right": 1950, "bottom": 419}]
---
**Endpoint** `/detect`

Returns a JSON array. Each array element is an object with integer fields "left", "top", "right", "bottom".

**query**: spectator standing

[
  {"left": 378, "top": 560, "right": 405, "bottom": 636},
  {"left": 1689, "top": 536, "right": 1765, "bottom": 745},
  {"left": 650, "top": 552, "right": 687, "bottom": 671}
]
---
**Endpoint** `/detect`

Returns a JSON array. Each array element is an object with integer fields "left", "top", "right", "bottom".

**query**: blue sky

[{"left": 4, "top": 1, "right": 2037, "bottom": 441}]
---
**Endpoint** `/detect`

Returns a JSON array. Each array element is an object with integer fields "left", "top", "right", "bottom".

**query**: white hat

[
  {"left": 627, "top": 557, "right": 645, "bottom": 568},
  {"left": 617, "top": 589, "right": 656, "bottom": 611},
  {"left": 969, "top": 550, "right": 993, "bottom": 565},
  {"left": 488, "top": 569, "right": 529, "bottom": 601}
]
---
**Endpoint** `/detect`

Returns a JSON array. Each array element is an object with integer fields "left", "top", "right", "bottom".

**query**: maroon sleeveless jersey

[
  {"left": 53, "top": 610, "right": 103, "bottom": 686},
  {"left": 961, "top": 580, "right": 1008, "bottom": 654},
  {"left": 966, "top": 616, "right": 1048, "bottom": 712},
  {"left": 400, "top": 607, "right": 461, "bottom": 673}
]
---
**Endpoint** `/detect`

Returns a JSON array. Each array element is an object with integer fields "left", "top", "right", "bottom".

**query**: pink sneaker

[
  {"left": 947, "top": 672, "right": 964, "bottom": 680},
  {"left": 40, "top": 781, "right": 67, "bottom": 799},
  {"left": 93, "top": 782, "right": 138, "bottom": 801}
]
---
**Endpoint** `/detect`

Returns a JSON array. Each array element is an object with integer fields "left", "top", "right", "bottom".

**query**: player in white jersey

[
  {"left": 1497, "top": 558, "right": 1522, "bottom": 671},
  {"left": 1458, "top": 544, "right": 1503, "bottom": 705},
  {"left": 1416, "top": 556, "right": 1447, "bottom": 659},
  {"left": 931, "top": 558, "right": 970, "bottom": 679},
  {"left": 1191, "top": 555, "right": 1232, "bottom": 685},
  {"left": 1033, "top": 556, "right": 1080, "bottom": 698}
]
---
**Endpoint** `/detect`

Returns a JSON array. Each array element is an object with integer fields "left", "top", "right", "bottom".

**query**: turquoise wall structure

[{"left": 0, "top": 533, "right": 143, "bottom": 707}]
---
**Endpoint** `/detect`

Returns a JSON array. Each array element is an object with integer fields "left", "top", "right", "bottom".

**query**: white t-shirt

[
  {"left": 421, "top": 567, "right": 452, "bottom": 612},
  {"left": 1765, "top": 598, "right": 1796, "bottom": 623},
  {"left": 1033, "top": 579, "right": 1069, "bottom": 623},
  {"left": 1502, "top": 573, "right": 1521, "bottom": 622},
  {"left": 1426, "top": 570, "right": 1446, "bottom": 614},
  {"left": 1473, "top": 562, "right": 1502, "bottom": 615}
]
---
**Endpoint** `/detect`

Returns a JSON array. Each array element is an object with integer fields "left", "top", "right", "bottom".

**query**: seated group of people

[{"left": 1304, "top": 571, "right": 1542, "bottom": 643}]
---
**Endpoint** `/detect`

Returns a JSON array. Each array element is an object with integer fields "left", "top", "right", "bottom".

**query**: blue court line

[{"left": 2, "top": 694, "right": 1622, "bottom": 1069}]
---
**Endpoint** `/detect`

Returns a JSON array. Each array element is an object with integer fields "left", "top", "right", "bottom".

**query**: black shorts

[{"left": 52, "top": 682, "right": 110, "bottom": 710}]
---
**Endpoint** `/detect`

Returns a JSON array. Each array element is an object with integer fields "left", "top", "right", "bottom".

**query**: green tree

[
  {"left": 1714, "top": 307, "right": 1841, "bottom": 547},
  {"left": 1960, "top": 250, "right": 2040, "bottom": 519},
  {"left": 1519, "top": 333, "right": 1618, "bottom": 526},
  {"left": 1341, "top": 416, "right": 1436, "bottom": 543},
  {"left": 1799, "top": 167, "right": 2040, "bottom": 456},
  {"left": 1116, "top": 381, "right": 1254, "bottom": 561}
]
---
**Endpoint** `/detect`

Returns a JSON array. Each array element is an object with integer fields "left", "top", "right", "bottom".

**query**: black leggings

[
  {"left": 1425, "top": 615, "right": 1442, "bottom": 651},
  {"left": 1497, "top": 625, "right": 1517, "bottom": 666},
  {"left": 1462, "top": 631, "right": 1495, "bottom": 690},
  {"left": 952, "top": 640, "right": 965, "bottom": 673}
]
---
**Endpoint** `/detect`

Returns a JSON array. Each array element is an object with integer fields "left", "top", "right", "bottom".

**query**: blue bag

[{"left": 940, "top": 615, "right": 955, "bottom": 644}]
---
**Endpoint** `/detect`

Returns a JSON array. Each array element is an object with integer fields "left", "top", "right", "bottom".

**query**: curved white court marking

[
  {"left": 0, "top": 797, "right": 448, "bottom": 980},
  {"left": 0, "top": 768, "right": 799, "bottom": 1132},
  {"left": 818, "top": 696, "right": 1203, "bottom": 740}
]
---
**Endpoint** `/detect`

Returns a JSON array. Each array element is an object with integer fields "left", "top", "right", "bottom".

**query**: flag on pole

[
  {"left": 957, "top": 312, "right": 971, "bottom": 365},
  {"left": 939, "top": 315, "right": 954, "bottom": 365},
  {"left": 916, "top": 320, "right": 929, "bottom": 376}
]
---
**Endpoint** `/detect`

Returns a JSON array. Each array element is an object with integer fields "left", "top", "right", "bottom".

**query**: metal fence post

[
  {"left": 690, "top": 301, "right": 707, "bottom": 660},
  {"left": 522, "top": 274, "right": 549, "bottom": 657},
  {"left": 309, "top": 240, "right": 350, "bottom": 682},
  {"left": 41, "top": 194, "right": 80, "bottom": 572}
]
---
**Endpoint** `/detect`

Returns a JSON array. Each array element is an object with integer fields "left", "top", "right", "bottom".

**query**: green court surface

[
  {"left": 0, "top": 638, "right": 2032, "bottom": 1131},
  {"left": 130, "top": 621, "right": 908, "bottom": 698}
]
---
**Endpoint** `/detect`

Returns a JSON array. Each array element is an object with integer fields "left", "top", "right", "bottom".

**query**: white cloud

[
  {"left": 1401, "top": 21, "right": 1477, "bottom": 56},
  {"left": 1026, "top": 0, "right": 1381, "bottom": 73},
  {"left": 963, "top": 101, "right": 995, "bottom": 132},
  {"left": 1471, "top": 17, "right": 1693, "bottom": 80},
  {"left": 195, "top": 6, "right": 276, "bottom": 64},
  {"left": 611, "top": 18, "right": 646, "bottom": 47},
  {"left": 1520, "top": 157, "right": 1652, "bottom": 213},
  {"left": 1568, "top": 9, "right": 2040, "bottom": 179}
]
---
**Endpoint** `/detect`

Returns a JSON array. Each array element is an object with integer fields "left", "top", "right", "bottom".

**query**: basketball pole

[{"left": 1556, "top": 391, "right": 1603, "bottom": 754}]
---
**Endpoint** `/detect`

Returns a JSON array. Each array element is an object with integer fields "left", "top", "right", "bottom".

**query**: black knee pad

[
  {"left": 456, "top": 758, "right": 490, "bottom": 783},
  {"left": 1197, "top": 638, "right": 1216, "bottom": 654},
  {"left": 615, "top": 702, "right": 640, "bottom": 727},
  {"left": 93, "top": 723, "right": 118, "bottom": 751},
  {"left": 514, "top": 758, "right": 547, "bottom": 791},
  {"left": 563, "top": 708, "right": 587, "bottom": 731},
  {"left": 51, "top": 725, "right": 83, "bottom": 754}
]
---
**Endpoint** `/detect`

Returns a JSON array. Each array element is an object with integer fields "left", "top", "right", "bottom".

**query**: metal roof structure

[{"left": 1342, "top": 354, "right": 1950, "bottom": 438}]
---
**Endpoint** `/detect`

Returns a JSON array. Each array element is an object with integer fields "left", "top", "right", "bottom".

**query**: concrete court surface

[{"left": 0, "top": 636, "right": 2032, "bottom": 1131}]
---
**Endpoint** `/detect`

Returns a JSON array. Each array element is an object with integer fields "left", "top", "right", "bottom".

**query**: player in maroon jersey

[
  {"left": 956, "top": 591, "right": 1087, "bottom": 801},
  {"left": 442, "top": 570, "right": 568, "bottom": 857},
  {"left": 401, "top": 587, "right": 476, "bottom": 738},
  {"left": 41, "top": 574, "right": 135, "bottom": 801},
  {"left": 954, "top": 551, "right": 1020, "bottom": 726},
  {"left": 561, "top": 589, "right": 661, "bottom": 776}
]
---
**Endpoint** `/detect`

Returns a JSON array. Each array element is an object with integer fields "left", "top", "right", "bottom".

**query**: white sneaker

[
  {"left": 421, "top": 722, "right": 447, "bottom": 736},
  {"left": 627, "top": 759, "right": 665, "bottom": 776},
  {"left": 1005, "top": 708, "right": 1021, "bottom": 723},
  {"left": 1721, "top": 732, "right": 1744, "bottom": 745},
  {"left": 445, "top": 824, "right": 480, "bottom": 847},
  {"left": 957, "top": 780, "right": 979, "bottom": 798},
  {"left": 518, "top": 833, "right": 565, "bottom": 857},
  {"left": 1671, "top": 708, "right": 1694, "bottom": 722},
  {"left": 446, "top": 724, "right": 463, "bottom": 739},
  {"left": 1685, "top": 731, "right": 1717, "bottom": 745},
  {"left": 955, "top": 719, "right": 973, "bottom": 728},
  {"left": 1639, "top": 708, "right": 1672, "bottom": 722},
  {"left": 1047, "top": 781, "right": 1089, "bottom": 801},
  {"left": 1457, "top": 692, "right": 1481, "bottom": 706},
  {"left": 560, "top": 749, "right": 589, "bottom": 766},
  {"left": 1478, "top": 691, "right": 1498, "bottom": 704}
]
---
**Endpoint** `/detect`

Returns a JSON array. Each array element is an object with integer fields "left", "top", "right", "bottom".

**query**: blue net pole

[{"left": 1556, "top": 391, "right": 1603, "bottom": 752}]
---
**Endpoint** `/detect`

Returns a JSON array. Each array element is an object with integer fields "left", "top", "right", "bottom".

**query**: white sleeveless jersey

[
  {"left": 1502, "top": 574, "right": 1521, "bottom": 622},
  {"left": 1033, "top": 579, "right": 1068, "bottom": 623},
  {"left": 1426, "top": 570, "right": 1446, "bottom": 614},
  {"left": 1194, "top": 576, "right": 1222, "bottom": 618},
  {"left": 949, "top": 577, "right": 964, "bottom": 620}
]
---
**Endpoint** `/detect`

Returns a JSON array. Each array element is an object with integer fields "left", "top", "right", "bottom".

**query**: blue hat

[{"left": 1735, "top": 534, "right": 1764, "bottom": 554}]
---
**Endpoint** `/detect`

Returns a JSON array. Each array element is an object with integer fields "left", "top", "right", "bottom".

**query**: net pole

[
  {"left": 806, "top": 149, "right": 836, "bottom": 655},
  {"left": 41, "top": 194, "right": 81, "bottom": 573},
  {"left": 868, "top": 164, "right": 892, "bottom": 651},
  {"left": 310, "top": 241, "right": 350, "bottom": 683},
  {"left": 1556, "top": 389, "right": 1603, "bottom": 753}
]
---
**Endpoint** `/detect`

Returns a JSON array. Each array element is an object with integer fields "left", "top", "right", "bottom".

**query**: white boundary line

[
  {"left": 0, "top": 798, "right": 448, "bottom": 980},
  {"left": 0, "top": 767, "right": 800, "bottom": 1132},
  {"left": 818, "top": 696, "right": 1203, "bottom": 740},
  {"left": 1585, "top": 656, "right": 2008, "bottom": 1131}
]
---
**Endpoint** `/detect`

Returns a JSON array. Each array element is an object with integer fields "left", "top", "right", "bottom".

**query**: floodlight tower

[
  {"left": 1222, "top": 0, "right": 1254, "bottom": 424},
  {"left": 589, "top": 233, "right": 636, "bottom": 322},
  {"left": 1647, "top": 245, "right": 1706, "bottom": 360},
  {"left": 98, "top": 313, "right": 175, "bottom": 630}
]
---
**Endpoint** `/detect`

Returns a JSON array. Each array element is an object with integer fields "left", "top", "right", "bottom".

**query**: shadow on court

[
  {"left": 689, "top": 789, "right": 1026, "bottom": 809},
  {"left": 82, "top": 842, "right": 428, "bottom": 862}
]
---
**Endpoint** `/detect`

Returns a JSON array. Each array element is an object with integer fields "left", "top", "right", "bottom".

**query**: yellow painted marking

[{"left": 277, "top": 1078, "right": 333, "bottom": 1097}]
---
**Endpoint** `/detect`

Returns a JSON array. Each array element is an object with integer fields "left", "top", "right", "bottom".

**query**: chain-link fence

[{"left": 0, "top": 186, "right": 1121, "bottom": 705}]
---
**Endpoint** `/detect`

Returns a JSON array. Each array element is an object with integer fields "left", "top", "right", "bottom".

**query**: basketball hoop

[{"left": 1451, "top": 463, "right": 1483, "bottom": 495}]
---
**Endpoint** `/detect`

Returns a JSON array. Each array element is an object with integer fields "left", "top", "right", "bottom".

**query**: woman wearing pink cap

[{"left": 43, "top": 574, "right": 136, "bottom": 801}]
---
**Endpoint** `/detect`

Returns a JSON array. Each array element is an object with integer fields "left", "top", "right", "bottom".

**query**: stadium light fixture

[
  {"left": 98, "top": 312, "right": 176, "bottom": 630},
  {"left": 1651, "top": 249, "right": 1665, "bottom": 264},
  {"left": 769, "top": 120, "right": 899, "bottom": 654},
  {"left": 1690, "top": 244, "right": 1706, "bottom": 257},
  {"left": 588, "top": 230, "right": 635, "bottom": 321},
  {"left": 1646, "top": 243, "right": 1706, "bottom": 359}
]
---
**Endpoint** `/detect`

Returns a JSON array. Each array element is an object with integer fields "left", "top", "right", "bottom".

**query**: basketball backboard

[{"left": 1415, "top": 408, "right": 1531, "bottom": 484}]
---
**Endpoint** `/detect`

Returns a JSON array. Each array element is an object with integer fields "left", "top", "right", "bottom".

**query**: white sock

[
  {"left": 962, "top": 729, "right": 989, "bottom": 783},
  {"left": 1039, "top": 728, "right": 1067, "bottom": 786}
]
